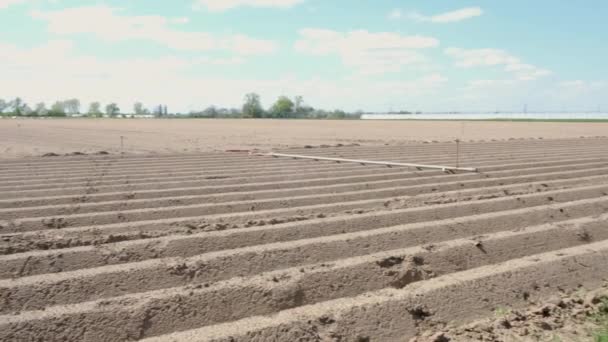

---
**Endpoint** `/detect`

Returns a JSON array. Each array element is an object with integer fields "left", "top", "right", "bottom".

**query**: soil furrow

[
  {"left": 2, "top": 141, "right": 608, "bottom": 178},
  {"left": 2, "top": 147, "right": 608, "bottom": 191},
  {"left": 1, "top": 216, "right": 605, "bottom": 341},
  {"left": 3, "top": 164, "right": 608, "bottom": 230},
  {"left": 138, "top": 239, "right": 608, "bottom": 342}
]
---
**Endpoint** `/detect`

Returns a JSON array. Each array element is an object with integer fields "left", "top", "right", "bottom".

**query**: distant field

[{"left": 1, "top": 118, "right": 608, "bottom": 159}]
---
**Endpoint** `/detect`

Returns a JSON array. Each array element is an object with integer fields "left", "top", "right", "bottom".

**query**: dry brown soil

[
  {"left": 1, "top": 120, "right": 608, "bottom": 341},
  {"left": 1, "top": 118, "right": 608, "bottom": 158}
]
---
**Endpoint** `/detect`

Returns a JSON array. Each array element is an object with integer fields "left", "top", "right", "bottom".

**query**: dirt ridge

[{"left": 1, "top": 138, "right": 608, "bottom": 341}]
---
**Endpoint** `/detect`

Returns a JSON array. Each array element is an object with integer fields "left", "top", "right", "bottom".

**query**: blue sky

[{"left": 1, "top": 0, "right": 606, "bottom": 113}]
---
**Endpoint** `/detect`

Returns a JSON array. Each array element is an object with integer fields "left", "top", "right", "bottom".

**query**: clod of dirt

[
  {"left": 269, "top": 283, "right": 305, "bottom": 311},
  {"left": 213, "top": 223, "right": 229, "bottom": 231},
  {"left": 318, "top": 315, "right": 336, "bottom": 325},
  {"left": 423, "top": 333, "right": 451, "bottom": 342},
  {"left": 422, "top": 244, "right": 437, "bottom": 251},
  {"left": 380, "top": 256, "right": 432, "bottom": 289},
  {"left": 167, "top": 263, "right": 198, "bottom": 280},
  {"left": 413, "top": 288, "right": 608, "bottom": 342},
  {"left": 245, "top": 216, "right": 312, "bottom": 228},
  {"left": 41, "top": 217, "right": 68, "bottom": 229},
  {"left": 408, "top": 305, "right": 433, "bottom": 321},
  {"left": 377, "top": 256, "right": 405, "bottom": 268},
  {"left": 576, "top": 229, "right": 593, "bottom": 242},
  {"left": 41, "top": 152, "right": 60, "bottom": 157},
  {"left": 95, "top": 151, "right": 110, "bottom": 155}
]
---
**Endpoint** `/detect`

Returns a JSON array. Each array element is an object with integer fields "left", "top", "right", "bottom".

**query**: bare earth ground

[
  {"left": 412, "top": 285, "right": 608, "bottom": 342},
  {"left": 2, "top": 119, "right": 608, "bottom": 341},
  {"left": 1, "top": 118, "right": 608, "bottom": 158}
]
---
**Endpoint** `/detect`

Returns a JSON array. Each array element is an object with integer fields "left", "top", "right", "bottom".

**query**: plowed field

[{"left": 1, "top": 138, "right": 608, "bottom": 341}]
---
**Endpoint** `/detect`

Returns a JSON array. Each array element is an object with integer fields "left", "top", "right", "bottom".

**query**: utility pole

[{"left": 455, "top": 139, "right": 461, "bottom": 168}]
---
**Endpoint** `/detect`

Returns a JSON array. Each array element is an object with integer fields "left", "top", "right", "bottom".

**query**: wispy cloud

[
  {"left": 170, "top": 17, "right": 190, "bottom": 24},
  {"left": 0, "top": 39, "right": 449, "bottom": 112},
  {"left": 193, "top": 0, "right": 305, "bottom": 12},
  {"left": 295, "top": 28, "right": 439, "bottom": 75},
  {"left": 387, "top": 9, "right": 402, "bottom": 20},
  {"left": 445, "top": 47, "right": 551, "bottom": 80},
  {"left": 559, "top": 80, "right": 606, "bottom": 90},
  {"left": 409, "top": 7, "right": 483, "bottom": 23},
  {"left": 466, "top": 79, "right": 517, "bottom": 89},
  {"left": 31, "top": 5, "right": 277, "bottom": 55},
  {"left": 0, "top": 39, "right": 251, "bottom": 110},
  {"left": 0, "top": 0, "right": 24, "bottom": 10}
]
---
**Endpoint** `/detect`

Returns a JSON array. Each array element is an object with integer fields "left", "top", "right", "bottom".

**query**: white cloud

[
  {"left": 388, "top": 9, "right": 402, "bottom": 20},
  {"left": 0, "top": 0, "right": 24, "bottom": 9},
  {"left": 559, "top": 80, "right": 606, "bottom": 90},
  {"left": 1, "top": 0, "right": 63, "bottom": 10},
  {"left": 559, "top": 80, "right": 586, "bottom": 88},
  {"left": 590, "top": 81, "right": 606, "bottom": 88},
  {"left": 445, "top": 48, "right": 519, "bottom": 67},
  {"left": 409, "top": 7, "right": 482, "bottom": 23},
  {"left": 1, "top": 40, "right": 603, "bottom": 113},
  {"left": 0, "top": 39, "right": 449, "bottom": 112},
  {"left": 228, "top": 34, "right": 277, "bottom": 55},
  {"left": 193, "top": 0, "right": 304, "bottom": 12},
  {"left": 466, "top": 79, "right": 517, "bottom": 89},
  {"left": 170, "top": 17, "right": 190, "bottom": 24},
  {"left": 295, "top": 29, "right": 439, "bottom": 75},
  {"left": 31, "top": 5, "right": 277, "bottom": 55},
  {"left": 445, "top": 47, "right": 551, "bottom": 80},
  {"left": 373, "top": 73, "right": 447, "bottom": 94},
  {"left": 0, "top": 40, "right": 248, "bottom": 110}
]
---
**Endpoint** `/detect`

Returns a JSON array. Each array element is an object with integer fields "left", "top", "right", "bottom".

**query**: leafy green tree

[
  {"left": 34, "top": 102, "right": 48, "bottom": 116},
  {"left": 48, "top": 101, "right": 67, "bottom": 117},
  {"left": 105, "top": 103, "right": 120, "bottom": 117},
  {"left": 203, "top": 106, "right": 218, "bottom": 118},
  {"left": 312, "top": 109, "right": 328, "bottom": 119},
  {"left": 0, "top": 99, "right": 7, "bottom": 114},
  {"left": 154, "top": 105, "right": 163, "bottom": 117},
  {"left": 9, "top": 97, "right": 27, "bottom": 116},
  {"left": 294, "top": 96, "right": 303, "bottom": 112},
  {"left": 270, "top": 96, "right": 294, "bottom": 118},
  {"left": 87, "top": 102, "right": 103, "bottom": 117},
  {"left": 22, "top": 104, "right": 34, "bottom": 116},
  {"left": 328, "top": 109, "right": 347, "bottom": 119},
  {"left": 63, "top": 98, "right": 81, "bottom": 115},
  {"left": 293, "top": 96, "right": 314, "bottom": 118},
  {"left": 134, "top": 102, "right": 150, "bottom": 115},
  {"left": 242, "top": 93, "right": 264, "bottom": 118}
]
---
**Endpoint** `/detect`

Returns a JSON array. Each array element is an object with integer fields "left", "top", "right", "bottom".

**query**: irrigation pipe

[{"left": 253, "top": 152, "right": 478, "bottom": 173}]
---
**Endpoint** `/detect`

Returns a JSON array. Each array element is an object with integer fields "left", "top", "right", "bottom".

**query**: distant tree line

[
  {"left": 0, "top": 98, "right": 83, "bottom": 117},
  {"left": 1, "top": 94, "right": 363, "bottom": 120},
  {"left": 190, "top": 93, "right": 362, "bottom": 120},
  {"left": 0, "top": 97, "right": 173, "bottom": 118}
]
